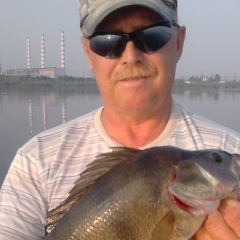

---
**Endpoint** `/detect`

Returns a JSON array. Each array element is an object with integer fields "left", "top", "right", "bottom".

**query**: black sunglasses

[{"left": 83, "top": 21, "right": 180, "bottom": 59}]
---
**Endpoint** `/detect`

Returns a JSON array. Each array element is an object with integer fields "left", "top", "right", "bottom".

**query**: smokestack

[
  {"left": 27, "top": 37, "right": 31, "bottom": 69},
  {"left": 41, "top": 35, "right": 45, "bottom": 68},
  {"left": 61, "top": 31, "right": 65, "bottom": 69}
]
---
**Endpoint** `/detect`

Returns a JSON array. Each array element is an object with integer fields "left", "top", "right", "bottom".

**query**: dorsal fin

[{"left": 46, "top": 147, "right": 140, "bottom": 232}]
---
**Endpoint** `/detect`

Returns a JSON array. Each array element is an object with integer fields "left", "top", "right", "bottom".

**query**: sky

[{"left": 0, "top": 0, "right": 240, "bottom": 80}]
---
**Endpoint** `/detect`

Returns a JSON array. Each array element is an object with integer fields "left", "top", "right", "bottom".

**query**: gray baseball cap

[{"left": 77, "top": 0, "right": 178, "bottom": 36}]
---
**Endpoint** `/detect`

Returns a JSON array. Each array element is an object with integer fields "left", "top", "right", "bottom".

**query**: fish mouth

[
  {"left": 170, "top": 192, "right": 220, "bottom": 214},
  {"left": 169, "top": 173, "right": 220, "bottom": 214},
  {"left": 171, "top": 193, "right": 193, "bottom": 214}
]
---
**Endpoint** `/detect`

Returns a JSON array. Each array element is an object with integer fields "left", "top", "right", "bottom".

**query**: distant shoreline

[
  {"left": 0, "top": 75, "right": 97, "bottom": 85},
  {"left": 1, "top": 75, "right": 240, "bottom": 90}
]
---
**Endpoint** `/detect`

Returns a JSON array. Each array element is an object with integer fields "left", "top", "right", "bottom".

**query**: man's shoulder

[
  {"left": 175, "top": 104, "right": 240, "bottom": 152},
  {"left": 188, "top": 111, "right": 238, "bottom": 137},
  {"left": 40, "top": 108, "right": 97, "bottom": 136},
  {"left": 177, "top": 104, "right": 239, "bottom": 136}
]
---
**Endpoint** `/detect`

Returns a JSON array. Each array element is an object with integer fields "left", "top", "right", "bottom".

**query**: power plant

[{"left": 3, "top": 31, "right": 66, "bottom": 78}]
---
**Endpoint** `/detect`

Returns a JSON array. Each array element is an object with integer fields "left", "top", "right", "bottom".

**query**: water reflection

[
  {"left": 39, "top": 94, "right": 67, "bottom": 131},
  {"left": 28, "top": 98, "right": 33, "bottom": 133},
  {"left": 62, "top": 98, "right": 67, "bottom": 124},
  {"left": 1, "top": 84, "right": 240, "bottom": 134},
  {"left": 0, "top": 84, "right": 101, "bottom": 133},
  {"left": 173, "top": 87, "right": 223, "bottom": 102},
  {"left": 173, "top": 86, "right": 240, "bottom": 103}
]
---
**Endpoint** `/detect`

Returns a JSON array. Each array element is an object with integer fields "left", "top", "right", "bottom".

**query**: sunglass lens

[
  {"left": 90, "top": 35, "right": 126, "bottom": 58},
  {"left": 137, "top": 26, "right": 172, "bottom": 53},
  {"left": 107, "top": 36, "right": 127, "bottom": 58}
]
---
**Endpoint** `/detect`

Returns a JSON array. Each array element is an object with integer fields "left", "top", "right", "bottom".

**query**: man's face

[{"left": 81, "top": 6, "right": 186, "bottom": 114}]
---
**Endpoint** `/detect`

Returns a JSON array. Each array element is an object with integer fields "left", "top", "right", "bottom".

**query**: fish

[{"left": 44, "top": 146, "right": 240, "bottom": 240}]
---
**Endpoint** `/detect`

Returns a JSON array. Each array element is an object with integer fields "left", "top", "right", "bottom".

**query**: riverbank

[
  {"left": 0, "top": 75, "right": 96, "bottom": 86},
  {"left": 1, "top": 75, "right": 240, "bottom": 90},
  {"left": 174, "top": 80, "right": 240, "bottom": 90}
]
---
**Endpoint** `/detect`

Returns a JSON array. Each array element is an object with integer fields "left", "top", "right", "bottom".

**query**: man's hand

[{"left": 193, "top": 198, "right": 240, "bottom": 240}]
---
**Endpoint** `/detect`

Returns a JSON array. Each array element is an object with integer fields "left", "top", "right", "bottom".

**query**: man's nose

[{"left": 120, "top": 41, "right": 144, "bottom": 65}]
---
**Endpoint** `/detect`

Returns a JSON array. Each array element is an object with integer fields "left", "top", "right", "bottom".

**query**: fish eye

[{"left": 211, "top": 152, "right": 223, "bottom": 163}]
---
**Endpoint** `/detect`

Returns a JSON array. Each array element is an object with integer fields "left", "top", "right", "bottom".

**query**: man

[{"left": 0, "top": 0, "right": 240, "bottom": 239}]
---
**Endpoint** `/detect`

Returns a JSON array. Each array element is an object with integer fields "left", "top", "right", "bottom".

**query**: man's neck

[{"left": 100, "top": 101, "right": 172, "bottom": 148}]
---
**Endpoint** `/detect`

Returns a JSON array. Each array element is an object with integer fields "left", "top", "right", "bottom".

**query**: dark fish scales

[{"left": 45, "top": 146, "right": 240, "bottom": 240}]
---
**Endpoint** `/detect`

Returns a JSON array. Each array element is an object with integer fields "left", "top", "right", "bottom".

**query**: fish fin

[
  {"left": 46, "top": 147, "right": 140, "bottom": 231},
  {"left": 151, "top": 211, "right": 174, "bottom": 240}
]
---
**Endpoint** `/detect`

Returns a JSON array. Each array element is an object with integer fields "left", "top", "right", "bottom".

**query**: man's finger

[
  {"left": 194, "top": 209, "right": 238, "bottom": 240},
  {"left": 219, "top": 198, "right": 240, "bottom": 237}
]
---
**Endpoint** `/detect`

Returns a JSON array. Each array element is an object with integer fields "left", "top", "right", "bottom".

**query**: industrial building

[
  {"left": 5, "top": 67, "right": 65, "bottom": 79},
  {"left": 3, "top": 31, "right": 66, "bottom": 79}
]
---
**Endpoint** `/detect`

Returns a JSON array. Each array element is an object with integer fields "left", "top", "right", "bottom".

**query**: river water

[{"left": 0, "top": 84, "right": 240, "bottom": 185}]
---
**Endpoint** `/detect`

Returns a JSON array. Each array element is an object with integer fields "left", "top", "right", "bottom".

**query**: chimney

[
  {"left": 41, "top": 35, "right": 45, "bottom": 68},
  {"left": 61, "top": 31, "right": 65, "bottom": 69},
  {"left": 27, "top": 37, "right": 31, "bottom": 69}
]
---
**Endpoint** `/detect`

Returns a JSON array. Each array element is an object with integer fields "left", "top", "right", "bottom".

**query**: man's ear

[
  {"left": 81, "top": 38, "right": 93, "bottom": 70},
  {"left": 176, "top": 26, "right": 186, "bottom": 62}
]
